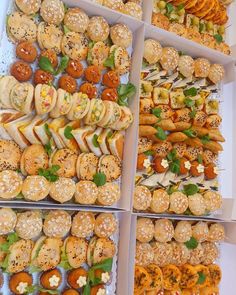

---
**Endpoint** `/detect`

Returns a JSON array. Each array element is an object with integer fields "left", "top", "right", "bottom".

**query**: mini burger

[
  {"left": 10, "top": 82, "right": 34, "bottom": 114},
  {"left": 31, "top": 236, "right": 63, "bottom": 271},
  {"left": 15, "top": 0, "right": 41, "bottom": 15},
  {"left": 67, "top": 92, "right": 90, "bottom": 121},
  {"left": 0, "top": 76, "right": 18, "bottom": 108},
  {"left": 7, "top": 239, "right": 34, "bottom": 273},
  {"left": 35, "top": 84, "right": 57, "bottom": 115},
  {"left": 50, "top": 89, "right": 73, "bottom": 118},
  {"left": 62, "top": 236, "right": 88, "bottom": 269},
  {"left": 84, "top": 99, "right": 106, "bottom": 126},
  {"left": 87, "top": 237, "right": 116, "bottom": 266}
]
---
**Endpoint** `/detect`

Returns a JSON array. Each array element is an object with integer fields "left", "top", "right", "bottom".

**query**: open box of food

[
  {"left": 128, "top": 214, "right": 236, "bottom": 294},
  {"left": 0, "top": 205, "right": 133, "bottom": 295}
]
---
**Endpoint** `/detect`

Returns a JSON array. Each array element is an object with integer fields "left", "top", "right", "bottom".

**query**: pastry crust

[
  {"left": 51, "top": 149, "right": 77, "bottom": 178},
  {"left": 64, "top": 8, "right": 89, "bottom": 33},
  {"left": 61, "top": 32, "right": 89, "bottom": 60},
  {"left": 98, "top": 155, "right": 121, "bottom": 181},
  {"left": 43, "top": 210, "right": 71, "bottom": 238},
  {"left": 87, "top": 16, "right": 110, "bottom": 42},
  {"left": 154, "top": 219, "right": 174, "bottom": 243},
  {"left": 22, "top": 175, "right": 51, "bottom": 201},
  {"left": 16, "top": 210, "right": 42, "bottom": 240},
  {"left": 65, "top": 236, "right": 88, "bottom": 268},
  {"left": 94, "top": 213, "right": 118, "bottom": 238},
  {"left": 97, "top": 182, "right": 120, "bottom": 206},
  {"left": 15, "top": 0, "right": 41, "bottom": 15},
  {"left": 110, "top": 24, "right": 132, "bottom": 48},
  {"left": 71, "top": 212, "right": 95, "bottom": 238},
  {"left": 0, "top": 208, "right": 17, "bottom": 235},
  {"left": 49, "top": 177, "right": 76, "bottom": 203},
  {"left": 174, "top": 221, "right": 192, "bottom": 243},
  {"left": 75, "top": 181, "right": 98, "bottom": 205},
  {"left": 0, "top": 170, "right": 23, "bottom": 199},
  {"left": 133, "top": 185, "right": 152, "bottom": 211},
  {"left": 136, "top": 218, "right": 154, "bottom": 243},
  {"left": 135, "top": 242, "right": 154, "bottom": 267},
  {"left": 40, "top": 0, "right": 64, "bottom": 25},
  {"left": 77, "top": 153, "right": 98, "bottom": 181}
]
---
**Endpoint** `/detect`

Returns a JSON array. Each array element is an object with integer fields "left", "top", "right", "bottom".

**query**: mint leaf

[
  {"left": 184, "top": 98, "right": 195, "bottom": 107},
  {"left": 184, "top": 87, "right": 198, "bottom": 97},
  {"left": 103, "top": 50, "right": 115, "bottom": 69},
  {"left": 214, "top": 34, "right": 223, "bottom": 44},
  {"left": 39, "top": 56, "right": 55, "bottom": 74},
  {"left": 183, "top": 129, "right": 197, "bottom": 138},
  {"left": 152, "top": 108, "right": 162, "bottom": 118},
  {"left": 166, "top": 3, "right": 174, "bottom": 14},
  {"left": 28, "top": 265, "right": 42, "bottom": 274},
  {"left": 64, "top": 126, "right": 74, "bottom": 140},
  {"left": 170, "top": 159, "right": 180, "bottom": 174},
  {"left": 184, "top": 237, "right": 198, "bottom": 249},
  {"left": 201, "top": 134, "right": 210, "bottom": 144},
  {"left": 63, "top": 25, "right": 70, "bottom": 34},
  {"left": 177, "top": 3, "right": 184, "bottom": 10},
  {"left": 197, "top": 154, "right": 203, "bottom": 164},
  {"left": 44, "top": 139, "right": 53, "bottom": 156},
  {"left": 44, "top": 123, "right": 52, "bottom": 137},
  {"left": 58, "top": 246, "right": 72, "bottom": 271},
  {"left": 183, "top": 184, "right": 199, "bottom": 196},
  {"left": 189, "top": 107, "right": 197, "bottom": 119},
  {"left": 55, "top": 55, "right": 69, "bottom": 75},
  {"left": 197, "top": 272, "right": 206, "bottom": 285},
  {"left": 144, "top": 150, "right": 154, "bottom": 156},
  {"left": 167, "top": 149, "right": 177, "bottom": 162},
  {"left": 83, "top": 283, "right": 91, "bottom": 295},
  {"left": 92, "top": 134, "right": 99, "bottom": 148},
  {"left": 199, "top": 23, "right": 205, "bottom": 33},
  {"left": 93, "top": 173, "right": 106, "bottom": 187},
  {"left": 117, "top": 83, "right": 136, "bottom": 106},
  {"left": 155, "top": 126, "right": 167, "bottom": 141},
  {"left": 38, "top": 165, "right": 60, "bottom": 182},
  {"left": 91, "top": 258, "right": 113, "bottom": 272}
]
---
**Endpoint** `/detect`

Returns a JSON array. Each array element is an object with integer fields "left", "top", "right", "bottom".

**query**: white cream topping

[
  {"left": 101, "top": 272, "right": 110, "bottom": 283},
  {"left": 161, "top": 159, "right": 169, "bottom": 169},
  {"left": 197, "top": 164, "right": 204, "bottom": 173},
  {"left": 16, "top": 282, "right": 28, "bottom": 294},
  {"left": 213, "top": 166, "right": 219, "bottom": 175},
  {"left": 49, "top": 275, "right": 60, "bottom": 287},
  {"left": 184, "top": 161, "right": 191, "bottom": 170},
  {"left": 76, "top": 276, "right": 87, "bottom": 287},
  {"left": 97, "top": 289, "right": 106, "bottom": 295},
  {"left": 143, "top": 158, "right": 151, "bottom": 169}
]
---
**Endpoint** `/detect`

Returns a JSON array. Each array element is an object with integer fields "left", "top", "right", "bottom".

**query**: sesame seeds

[
  {"left": 71, "top": 212, "right": 95, "bottom": 238},
  {"left": 50, "top": 177, "right": 76, "bottom": 203},
  {"left": 133, "top": 185, "right": 152, "bottom": 211},
  {"left": 135, "top": 242, "right": 154, "bottom": 266},
  {"left": 151, "top": 242, "right": 173, "bottom": 266},
  {"left": 40, "top": 0, "right": 64, "bottom": 25},
  {"left": 97, "top": 182, "right": 120, "bottom": 206},
  {"left": 87, "top": 16, "right": 110, "bottom": 42},
  {"left": 16, "top": 0, "right": 41, "bottom": 15},
  {"left": 43, "top": 210, "right": 71, "bottom": 238},
  {"left": 15, "top": 210, "right": 42, "bottom": 239},
  {"left": 0, "top": 208, "right": 17, "bottom": 235},
  {"left": 0, "top": 170, "right": 23, "bottom": 199},
  {"left": 22, "top": 175, "right": 51, "bottom": 201},
  {"left": 136, "top": 218, "right": 154, "bottom": 243},
  {"left": 95, "top": 213, "right": 118, "bottom": 238},
  {"left": 201, "top": 242, "right": 219, "bottom": 265},
  {"left": 169, "top": 192, "right": 188, "bottom": 214},
  {"left": 160, "top": 47, "right": 179, "bottom": 72},
  {"left": 154, "top": 219, "right": 174, "bottom": 243},
  {"left": 75, "top": 180, "right": 98, "bottom": 205},
  {"left": 64, "top": 8, "right": 89, "bottom": 33}
]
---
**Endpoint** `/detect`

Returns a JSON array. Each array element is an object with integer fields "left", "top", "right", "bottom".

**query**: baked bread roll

[
  {"left": 75, "top": 181, "right": 98, "bottom": 205},
  {"left": 71, "top": 212, "right": 95, "bottom": 238},
  {"left": 0, "top": 170, "right": 23, "bottom": 199},
  {"left": 22, "top": 175, "right": 51, "bottom": 201},
  {"left": 136, "top": 218, "right": 154, "bottom": 243},
  {"left": 0, "top": 208, "right": 17, "bottom": 235},
  {"left": 94, "top": 213, "right": 118, "bottom": 238}
]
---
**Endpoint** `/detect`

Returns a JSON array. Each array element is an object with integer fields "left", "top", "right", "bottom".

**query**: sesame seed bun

[
  {"left": 64, "top": 236, "right": 88, "bottom": 269},
  {"left": 154, "top": 219, "right": 174, "bottom": 243},
  {"left": 144, "top": 39, "right": 162, "bottom": 65},
  {"left": 7, "top": 12, "right": 37, "bottom": 43},
  {"left": 75, "top": 181, "right": 98, "bottom": 205},
  {"left": 136, "top": 218, "right": 154, "bottom": 243},
  {"left": 0, "top": 140, "right": 21, "bottom": 171},
  {"left": 0, "top": 208, "right": 17, "bottom": 235},
  {"left": 110, "top": 24, "right": 132, "bottom": 48},
  {"left": 94, "top": 213, "right": 118, "bottom": 238},
  {"left": 20, "top": 144, "right": 49, "bottom": 176},
  {"left": 150, "top": 189, "right": 170, "bottom": 213},
  {"left": 192, "top": 221, "right": 209, "bottom": 242},
  {"left": 40, "top": 0, "right": 64, "bottom": 25},
  {"left": 151, "top": 241, "right": 173, "bottom": 267},
  {"left": 43, "top": 210, "right": 71, "bottom": 238},
  {"left": 178, "top": 55, "right": 195, "bottom": 78},
  {"left": 92, "top": 237, "right": 116, "bottom": 265},
  {"left": 208, "top": 223, "right": 225, "bottom": 242},
  {"left": 61, "top": 32, "right": 88, "bottom": 60},
  {"left": 123, "top": 2, "right": 143, "bottom": 20},
  {"left": 171, "top": 242, "right": 190, "bottom": 266},
  {"left": 0, "top": 170, "right": 23, "bottom": 200},
  {"left": 174, "top": 221, "right": 192, "bottom": 243},
  {"left": 49, "top": 177, "right": 76, "bottom": 203},
  {"left": 194, "top": 58, "right": 211, "bottom": 78},
  {"left": 188, "top": 193, "right": 206, "bottom": 216},
  {"left": 16, "top": 0, "right": 41, "bottom": 15},
  {"left": 133, "top": 185, "right": 152, "bottom": 211},
  {"left": 64, "top": 8, "right": 89, "bottom": 33},
  {"left": 208, "top": 64, "right": 225, "bottom": 84},
  {"left": 76, "top": 153, "right": 98, "bottom": 181},
  {"left": 135, "top": 242, "right": 154, "bottom": 266},
  {"left": 169, "top": 191, "right": 188, "bottom": 214},
  {"left": 37, "top": 22, "right": 63, "bottom": 54},
  {"left": 15, "top": 210, "right": 42, "bottom": 240},
  {"left": 87, "top": 16, "right": 109, "bottom": 42},
  {"left": 160, "top": 47, "right": 179, "bottom": 72},
  {"left": 188, "top": 243, "right": 204, "bottom": 265},
  {"left": 103, "top": 0, "right": 124, "bottom": 11},
  {"left": 71, "top": 212, "right": 95, "bottom": 238},
  {"left": 201, "top": 242, "right": 219, "bottom": 265},
  {"left": 8, "top": 239, "right": 34, "bottom": 273},
  {"left": 22, "top": 175, "right": 51, "bottom": 201},
  {"left": 97, "top": 182, "right": 120, "bottom": 206}
]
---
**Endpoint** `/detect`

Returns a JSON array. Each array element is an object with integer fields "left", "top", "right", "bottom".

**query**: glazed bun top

[
  {"left": 16, "top": 0, "right": 41, "bottom": 15},
  {"left": 87, "top": 16, "right": 110, "bottom": 42},
  {"left": 144, "top": 39, "right": 162, "bottom": 65},
  {"left": 160, "top": 47, "right": 179, "bottom": 72},
  {"left": 64, "top": 8, "right": 89, "bottom": 33},
  {"left": 40, "top": 0, "right": 65, "bottom": 25},
  {"left": 208, "top": 64, "right": 225, "bottom": 84},
  {"left": 0, "top": 208, "right": 17, "bottom": 235},
  {"left": 178, "top": 55, "right": 195, "bottom": 78},
  {"left": 110, "top": 24, "right": 133, "bottom": 48},
  {"left": 194, "top": 58, "right": 211, "bottom": 78}
]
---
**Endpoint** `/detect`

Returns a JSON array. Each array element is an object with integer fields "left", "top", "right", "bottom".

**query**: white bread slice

[
  {"left": 85, "top": 127, "right": 103, "bottom": 157},
  {"left": 58, "top": 121, "right": 81, "bottom": 154},
  {"left": 72, "top": 126, "right": 95, "bottom": 153},
  {"left": 108, "top": 131, "right": 125, "bottom": 160},
  {"left": 48, "top": 117, "right": 68, "bottom": 149},
  {"left": 34, "top": 118, "right": 53, "bottom": 146},
  {"left": 98, "top": 128, "right": 113, "bottom": 155}
]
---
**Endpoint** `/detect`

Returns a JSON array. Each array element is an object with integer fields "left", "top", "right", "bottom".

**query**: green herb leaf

[
  {"left": 16, "top": 192, "right": 23, "bottom": 199},
  {"left": 183, "top": 184, "right": 199, "bottom": 196},
  {"left": 182, "top": 129, "right": 197, "bottom": 138},
  {"left": 201, "top": 134, "right": 210, "bottom": 144},
  {"left": 184, "top": 98, "right": 195, "bottom": 107},
  {"left": 92, "top": 134, "right": 99, "bottom": 148},
  {"left": 44, "top": 140, "right": 53, "bottom": 157},
  {"left": 189, "top": 107, "right": 197, "bottom": 119},
  {"left": 0, "top": 254, "right": 9, "bottom": 271},
  {"left": 183, "top": 87, "right": 198, "bottom": 97},
  {"left": 39, "top": 289, "right": 58, "bottom": 295},
  {"left": 58, "top": 246, "right": 73, "bottom": 271},
  {"left": 63, "top": 25, "right": 70, "bottom": 34},
  {"left": 83, "top": 283, "right": 91, "bottom": 295},
  {"left": 64, "top": 126, "right": 74, "bottom": 140},
  {"left": 214, "top": 34, "right": 223, "bottom": 44},
  {"left": 142, "top": 60, "right": 149, "bottom": 68},
  {"left": 199, "top": 23, "right": 205, "bottom": 33},
  {"left": 44, "top": 123, "right": 52, "bottom": 137},
  {"left": 39, "top": 56, "right": 55, "bottom": 74},
  {"left": 152, "top": 108, "right": 162, "bottom": 118},
  {"left": 103, "top": 50, "right": 115, "bottom": 69},
  {"left": 184, "top": 208, "right": 193, "bottom": 215},
  {"left": 167, "top": 185, "right": 177, "bottom": 195},
  {"left": 91, "top": 258, "right": 113, "bottom": 272},
  {"left": 197, "top": 272, "right": 206, "bottom": 285},
  {"left": 7, "top": 232, "right": 19, "bottom": 247},
  {"left": 155, "top": 126, "right": 167, "bottom": 141},
  {"left": 167, "top": 149, "right": 177, "bottom": 162},
  {"left": 28, "top": 265, "right": 42, "bottom": 274},
  {"left": 177, "top": 3, "right": 184, "bottom": 10},
  {"left": 38, "top": 165, "right": 60, "bottom": 182},
  {"left": 55, "top": 55, "right": 69, "bottom": 75},
  {"left": 93, "top": 173, "right": 106, "bottom": 187},
  {"left": 117, "top": 83, "right": 136, "bottom": 106},
  {"left": 166, "top": 3, "right": 174, "bottom": 14},
  {"left": 184, "top": 237, "right": 198, "bottom": 249},
  {"left": 107, "top": 131, "right": 113, "bottom": 139},
  {"left": 197, "top": 154, "right": 203, "bottom": 164},
  {"left": 26, "top": 285, "right": 37, "bottom": 294},
  {"left": 64, "top": 3, "right": 68, "bottom": 12},
  {"left": 169, "top": 159, "right": 180, "bottom": 174},
  {"left": 144, "top": 150, "right": 154, "bottom": 156},
  {"left": 90, "top": 277, "right": 102, "bottom": 286}
]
